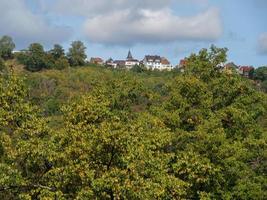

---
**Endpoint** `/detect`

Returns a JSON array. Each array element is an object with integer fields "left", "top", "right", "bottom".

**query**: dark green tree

[
  {"left": 0, "top": 35, "right": 15, "bottom": 60},
  {"left": 23, "top": 43, "right": 48, "bottom": 72},
  {"left": 254, "top": 66, "right": 267, "bottom": 81},
  {"left": 49, "top": 44, "right": 65, "bottom": 60},
  {"left": 67, "top": 41, "right": 87, "bottom": 67}
]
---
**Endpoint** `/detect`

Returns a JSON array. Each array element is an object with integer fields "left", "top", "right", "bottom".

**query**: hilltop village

[
  {"left": 90, "top": 50, "right": 172, "bottom": 71},
  {"left": 90, "top": 50, "right": 256, "bottom": 78}
]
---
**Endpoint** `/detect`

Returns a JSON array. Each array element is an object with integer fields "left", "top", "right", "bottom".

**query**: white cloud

[
  {"left": 43, "top": 0, "right": 171, "bottom": 16},
  {"left": 258, "top": 33, "right": 267, "bottom": 54},
  {"left": 0, "top": 0, "right": 221, "bottom": 47},
  {"left": 83, "top": 7, "right": 222, "bottom": 45},
  {"left": 0, "top": 0, "right": 72, "bottom": 48},
  {"left": 46, "top": 0, "right": 221, "bottom": 45}
]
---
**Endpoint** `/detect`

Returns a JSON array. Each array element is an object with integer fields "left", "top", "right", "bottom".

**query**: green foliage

[
  {"left": 0, "top": 57, "right": 6, "bottom": 72},
  {"left": 67, "top": 41, "right": 87, "bottom": 67},
  {"left": 19, "top": 43, "right": 48, "bottom": 72},
  {"left": 261, "top": 80, "right": 267, "bottom": 92},
  {"left": 130, "top": 64, "right": 147, "bottom": 73},
  {"left": 254, "top": 66, "right": 267, "bottom": 81},
  {"left": 43, "top": 95, "right": 186, "bottom": 199},
  {"left": 0, "top": 46, "right": 266, "bottom": 199},
  {"left": 54, "top": 56, "right": 70, "bottom": 70},
  {"left": 0, "top": 72, "right": 52, "bottom": 199},
  {"left": 0, "top": 35, "right": 15, "bottom": 60},
  {"left": 17, "top": 43, "right": 70, "bottom": 72},
  {"left": 185, "top": 45, "right": 228, "bottom": 82},
  {"left": 49, "top": 44, "right": 65, "bottom": 60}
]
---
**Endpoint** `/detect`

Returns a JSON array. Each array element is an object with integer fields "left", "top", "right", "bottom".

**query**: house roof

[
  {"left": 126, "top": 59, "right": 139, "bottom": 62},
  {"left": 225, "top": 62, "right": 238, "bottom": 69},
  {"left": 161, "top": 57, "right": 170, "bottom": 65},
  {"left": 127, "top": 50, "right": 133, "bottom": 60},
  {"left": 114, "top": 60, "right": 126, "bottom": 66},
  {"left": 239, "top": 66, "right": 254, "bottom": 72},
  {"left": 179, "top": 59, "right": 187, "bottom": 66},
  {"left": 144, "top": 55, "right": 161, "bottom": 62},
  {"left": 90, "top": 57, "right": 103, "bottom": 62}
]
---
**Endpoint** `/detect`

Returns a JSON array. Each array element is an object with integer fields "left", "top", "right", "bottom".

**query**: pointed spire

[{"left": 127, "top": 50, "right": 133, "bottom": 60}]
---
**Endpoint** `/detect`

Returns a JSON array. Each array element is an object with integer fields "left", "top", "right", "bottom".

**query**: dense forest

[{"left": 0, "top": 36, "right": 267, "bottom": 199}]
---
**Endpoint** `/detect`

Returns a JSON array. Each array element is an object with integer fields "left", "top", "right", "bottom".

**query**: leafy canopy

[
  {"left": 67, "top": 41, "right": 87, "bottom": 67},
  {"left": 0, "top": 46, "right": 266, "bottom": 199},
  {"left": 0, "top": 35, "right": 15, "bottom": 60}
]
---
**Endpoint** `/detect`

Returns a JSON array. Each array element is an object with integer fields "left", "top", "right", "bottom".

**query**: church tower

[{"left": 127, "top": 50, "right": 133, "bottom": 60}]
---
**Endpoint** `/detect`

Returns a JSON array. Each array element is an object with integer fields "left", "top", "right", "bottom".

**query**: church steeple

[{"left": 127, "top": 50, "right": 133, "bottom": 60}]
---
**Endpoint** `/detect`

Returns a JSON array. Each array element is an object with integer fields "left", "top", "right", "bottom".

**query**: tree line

[{"left": 0, "top": 35, "right": 87, "bottom": 72}]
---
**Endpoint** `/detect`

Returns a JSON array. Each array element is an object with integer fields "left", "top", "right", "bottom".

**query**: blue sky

[{"left": 1, "top": 0, "right": 267, "bottom": 66}]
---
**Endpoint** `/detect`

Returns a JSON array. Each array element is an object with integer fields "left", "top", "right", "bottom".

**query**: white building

[
  {"left": 160, "top": 57, "right": 172, "bottom": 70},
  {"left": 143, "top": 55, "right": 172, "bottom": 71},
  {"left": 125, "top": 50, "right": 139, "bottom": 69}
]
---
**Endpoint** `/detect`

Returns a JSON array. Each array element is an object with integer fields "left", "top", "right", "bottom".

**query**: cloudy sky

[{"left": 1, "top": 0, "right": 266, "bottom": 66}]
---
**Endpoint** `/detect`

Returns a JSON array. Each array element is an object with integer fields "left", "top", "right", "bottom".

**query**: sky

[{"left": 0, "top": 0, "right": 267, "bottom": 66}]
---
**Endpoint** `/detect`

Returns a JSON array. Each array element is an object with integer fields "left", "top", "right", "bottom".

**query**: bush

[
  {"left": 0, "top": 57, "right": 6, "bottom": 72},
  {"left": 54, "top": 56, "right": 70, "bottom": 70},
  {"left": 130, "top": 64, "right": 147, "bottom": 73},
  {"left": 261, "top": 80, "right": 267, "bottom": 92}
]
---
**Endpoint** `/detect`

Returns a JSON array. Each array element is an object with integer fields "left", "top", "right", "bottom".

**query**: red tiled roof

[
  {"left": 179, "top": 59, "right": 187, "bottom": 66},
  {"left": 161, "top": 57, "right": 170, "bottom": 65},
  {"left": 239, "top": 66, "right": 254, "bottom": 72}
]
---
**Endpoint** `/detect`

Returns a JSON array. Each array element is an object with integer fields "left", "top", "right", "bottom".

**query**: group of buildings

[
  {"left": 178, "top": 59, "right": 255, "bottom": 78},
  {"left": 90, "top": 50, "right": 172, "bottom": 71},
  {"left": 223, "top": 62, "right": 255, "bottom": 78},
  {"left": 90, "top": 50, "right": 255, "bottom": 77}
]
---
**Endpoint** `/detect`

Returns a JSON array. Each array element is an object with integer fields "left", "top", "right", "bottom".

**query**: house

[
  {"left": 12, "top": 50, "right": 22, "bottom": 53},
  {"left": 222, "top": 62, "right": 239, "bottom": 74},
  {"left": 239, "top": 66, "right": 254, "bottom": 78},
  {"left": 105, "top": 51, "right": 139, "bottom": 69},
  {"left": 143, "top": 55, "right": 161, "bottom": 70},
  {"left": 105, "top": 58, "right": 117, "bottom": 68},
  {"left": 224, "top": 62, "right": 238, "bottom": 70},
  {"left": 125, "top": 50, "right": 139, "bottom": 69},
  {"left": 143, "top": 55, "right": 172, "bottom": 70},
  {"left": 160, "top": 57, "right": 172, "bottom": 70},
  {"left": 113, "top": 60, "right": 126, "bottom": 68},
  {"left": 90, "top": 57, "right": 104, "bottom": 65}
]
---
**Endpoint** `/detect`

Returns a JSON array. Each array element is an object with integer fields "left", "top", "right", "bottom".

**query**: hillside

[{"left": 1, "top": 47, "right": 267, "bottom": 199}]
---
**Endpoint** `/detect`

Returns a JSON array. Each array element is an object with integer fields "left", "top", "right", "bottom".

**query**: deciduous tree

[
  {"left": 0, "top": 35, "right": 15, "bottom": 60},
  {"left": 67, "top": 41, "right": 87, "bottom": 67}
]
